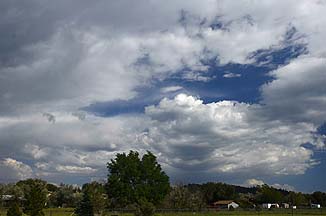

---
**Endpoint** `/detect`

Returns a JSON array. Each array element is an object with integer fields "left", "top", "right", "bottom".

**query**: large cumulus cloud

[{"left": 143, "top": 94, "right": 320, "bottom": 176}]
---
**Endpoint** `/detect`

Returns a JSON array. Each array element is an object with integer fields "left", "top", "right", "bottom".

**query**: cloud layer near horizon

[{"left": 0, "top": 0, "right": 326, "bottom": 187}]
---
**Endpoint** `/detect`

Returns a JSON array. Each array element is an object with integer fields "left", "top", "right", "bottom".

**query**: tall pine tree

[
  {"left": 23, "top": 180, "right": 47, "bottom": 216},
  {"left": 75, "top": 192, "right": 94, "bottom": 216}
]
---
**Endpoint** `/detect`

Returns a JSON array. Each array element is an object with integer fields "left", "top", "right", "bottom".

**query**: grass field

[{"left": 1, "top": 208, "right": 325, "bottom": 216}]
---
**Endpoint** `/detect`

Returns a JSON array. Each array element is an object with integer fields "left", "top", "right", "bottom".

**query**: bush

[
  {"left": 134, "top": 199, "right": 156, "bottom": 216},
  {"left": 7, "top": 202, "right": 22, "bottom": 216}
]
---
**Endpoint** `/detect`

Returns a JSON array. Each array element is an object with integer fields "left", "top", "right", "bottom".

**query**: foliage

[
  {"left": 82, "top": 182, "right": 106, "bottom": 213},
  {"left": 7, "top": 201, "right": 22, "bottom": 216},
  {"left": 22, "top": 179, "right": 47, "bottom": 216},
  {"left": 48, "top": 184, "right": 81, "bottom": 208},
  {"left": 46, "top": 184, "right": 58, "bottom": 193},
  {"left": 255, "top": 184, "right": 283, "bottom": 204},
  {"left": 311, "top": 191, "right": 326, "bottom": 206},
  {"left": 162, "top": 184, "right": 205, "bottom": 211},
  {"left": 201, "top": 182, "right": 237, "bottom": 204},
  {"left": 286, "top": 192, "right": 308, "bottom": 206},
  {"left": 74, "top": 192, "right": 94, "bottom": 216},
  {"left": 107, "top": 151, "right": 170, "bottom": 208},
  {"left": 134, "top": 199, "right": 156, "bottom": 216}
]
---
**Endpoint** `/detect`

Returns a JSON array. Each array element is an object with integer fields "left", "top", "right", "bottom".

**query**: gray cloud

[
  {"left": 0, "top": 0, "right": 326, "bottom": 185},
  {"left": 143, "top": 94, "right": 321, "bottom": 177},
  {"left": 262, "top": 56, "right": 326, "bottom": 127}
]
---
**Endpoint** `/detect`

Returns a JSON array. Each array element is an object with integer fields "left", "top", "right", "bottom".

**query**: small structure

[
  {"left": 282, "top": 203, "right": 290, "bottom": 208},
  {"left": 311, "top": 204, "right": 321, "bottom": 209},
  {"left": 262, "top": 203, "right": 280, "bottom": 209},
  {"left": 1, "top": 195, "right": 16, "bottom": 207},
  {"left": 213, "top": 200, "right": 239, "bottom": 209},
  {"left": 1, "top": 195, "right": 24, "bottom": 207}
]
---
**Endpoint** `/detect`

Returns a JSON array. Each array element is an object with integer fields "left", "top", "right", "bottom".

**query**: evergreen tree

[
  {"left": 7, "top": 201, "right": 22, "bottom": 216},
  {"left": 82, "top": 182, "right": 106, "bottom": 214},
  {"left": 23, "top": 180, "right": 47, "bottom": 216},
  {"left": 74, "top": 192, "right": 94, "bottom": 216}
]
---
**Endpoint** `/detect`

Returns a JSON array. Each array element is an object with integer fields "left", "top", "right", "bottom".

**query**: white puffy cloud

[
  {"left": 244, "top": 179, "right": 295, "bottom": 191},
  {"left": 245, "top": 179, "right": 265, "bottom": 187},
  {"left": 0, "top": 93, "right": 323, "bottom": 182},
  {"left": 143, "top": 94, "right": 320, "bottom": 176},
  {"left": 4, "top": 0, "right": 321, "bottom": 115}
]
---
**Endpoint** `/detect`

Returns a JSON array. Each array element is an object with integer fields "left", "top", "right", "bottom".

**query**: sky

[{"left": 0, "top": 0, "right": 325, "bottom": 192}]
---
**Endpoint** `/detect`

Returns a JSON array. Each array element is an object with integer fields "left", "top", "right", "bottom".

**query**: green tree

[
  {"left": 7, "top": 201, "right": 22, "bottom": 216},
  {"left": 311, "top": 191, "right": 326, "bottom": 206},
  {"left": 75, "top": 192, "right": 94, "bottom": 216},
  {"left": 287, "top": 192, "right": 308, "bottom": 206},
  {"left": 107, "top": 151, "right": 170, "bottom": 213},
  {"left": 255, "top": 184, "right": 282, "bottom": 204},
  {"left": 162, "top": 184, "right": 204, "bottom": 211},
  {"left": 82, "top": 182, "right": 106, "bottom": 214},
  {"left": 22, "top": 180, "right": 47, "bottom": 216}
]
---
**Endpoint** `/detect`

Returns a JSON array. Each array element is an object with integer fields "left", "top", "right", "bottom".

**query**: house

[
  {"left": 311, "top": 204, "right": 321, "bottom": 209},
  {"left": 262, "top": 203, "right": 279, "bottom": 209},
  {"left": 212, "top": 200, "right": 239, "bottom": 209},
  {"left": 1, "top": 195, "right": 15, "bottom": 207},
  {"left": 1, "top": 195, "right": 24, "bottom": 207}
]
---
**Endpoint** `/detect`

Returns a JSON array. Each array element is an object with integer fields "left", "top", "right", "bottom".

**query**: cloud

[
  {"left": 56, "top": 165, "right": 97, "bottom": 174},
  {"left": 261, "top": 56, "right": 326, "bottom": 127},
  {"left": 143, "top": 94, "right": 320, "bottom": 176},
  {"left": 43, "top": 113, "right": 56, "bottom": 123},
  {"left": 0, "top": 0, "right": 326, "bottom": 186},
  {"left": 223, "top": 73, "right": 242, "bottom": 78},
  {"left": 0, "top": 158, "right": 33, "bottom": 181},
  {"left": 161, "top": 86, "right": 184, "bottom": 93},
  {"left": 271, "top": 183, "right": 295, "bottom": 192},
  {"left": 2, "top": 0, "right": 317, "bottom": 115},
  {"left": 0, "top": 93, "right": 323, "bottom": 183},
  {"left": 0, "top": 112, "right": 149, "bottom": 181},
  {"left": 245, "top": 179, "right": 265, "bottom": 187},
  {"left": 244, "top": 179, "right": 295, "bottom": 191}
]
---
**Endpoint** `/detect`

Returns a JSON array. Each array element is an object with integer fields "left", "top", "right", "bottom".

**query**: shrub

[
  {"left": 134, "top": 199, "right": 156, "bottom": 216},
  {"left": 7, "top": 202, "right": 22, "bottom": 216}
]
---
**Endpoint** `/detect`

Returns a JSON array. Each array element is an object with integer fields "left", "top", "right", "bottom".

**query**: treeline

[
  {"left": 1, "top": 151, "right": 326, "bottom": 216},
  {"left": 1, "top": 179, "right": 326, "bottom": 211},
  {"left": 161, "top": 183, "right": 326, "bottom": 210}
]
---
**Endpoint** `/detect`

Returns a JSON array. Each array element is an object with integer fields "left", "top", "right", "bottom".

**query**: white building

[
  {"left": 262, "top": 203, "right": 280, "bottom": 209},
  {"left": 213, "top": 200, "right": 239, "bottom": 209},
  {"left": 311, "top": 204, "right": 321, "bottom": 209}
]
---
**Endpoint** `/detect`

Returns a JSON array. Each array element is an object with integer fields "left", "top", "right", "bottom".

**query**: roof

[
  {"left": 213, "top": 200, "right": 234, "bottom": 205},
  {"left": 1, "top": 195, "right": 13, "bottom": 200}
]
